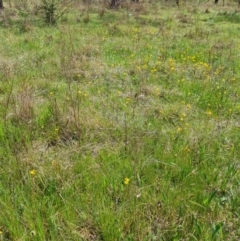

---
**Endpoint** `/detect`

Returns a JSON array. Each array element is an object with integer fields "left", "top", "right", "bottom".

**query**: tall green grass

[{"left": 0, "top": 1, "right": 240, "bottom": 240}]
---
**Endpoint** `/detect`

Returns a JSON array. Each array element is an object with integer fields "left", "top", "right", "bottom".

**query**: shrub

[{"left": 39, "top": 0, "right": 70, "bottom": 25}]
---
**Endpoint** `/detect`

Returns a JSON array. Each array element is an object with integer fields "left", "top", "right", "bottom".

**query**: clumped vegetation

[{"left": 0, "top": 0, "right": 240, "bottom": 240}]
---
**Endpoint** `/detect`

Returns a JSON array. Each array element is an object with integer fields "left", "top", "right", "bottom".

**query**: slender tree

[
  {"left": 110, "top": 0, "right": 117, "bottom": 8},
  {"left": 0, "top": 0, "right": 3, "bottom": 9}
]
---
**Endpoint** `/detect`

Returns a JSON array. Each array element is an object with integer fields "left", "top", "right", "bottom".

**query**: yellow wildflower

[
  {"left": 184, "top": 147, "right": 190, "bottom": 152},
  {"left": 123, "top": 177, "right": 130, "bottom": 185},
  {"left": 177, "top": 127, "right": 182, "bottom": 132},
  {"left": 206, "top": 110, "right": 212, "bottom": 116},
  {"left": 30, "top": 170, "right": 36, "bottom": 176}
]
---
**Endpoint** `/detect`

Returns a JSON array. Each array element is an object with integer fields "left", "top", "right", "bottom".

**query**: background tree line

[
  {"left": 0, "top": 0, "right": 239, "bottom": 10},
  {"left": 0, "top": 0, "right": 239, "bottom": 24}
]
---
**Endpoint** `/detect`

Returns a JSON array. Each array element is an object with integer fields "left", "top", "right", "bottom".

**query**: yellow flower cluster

[
  {"left": 124, "top": 177, "right": 130, "bottom": 185},
  {"left": 78, "top": 90, "right": 88, "bottom": 97}
]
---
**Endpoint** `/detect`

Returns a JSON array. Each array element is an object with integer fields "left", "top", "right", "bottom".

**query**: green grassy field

[{"left": 1, "top": 0, "right": 240, "bottom": 240}]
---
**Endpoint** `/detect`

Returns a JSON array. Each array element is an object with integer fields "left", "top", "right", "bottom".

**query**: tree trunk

[
  {"left": 214, "top": 0, "right": 225, "bottom": 5},
  {"left": 0, "top": 0, "right": 3, "bottom": 9},
  {"left": 110, "top": 0, "right": 116, "bottom": 8}
]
